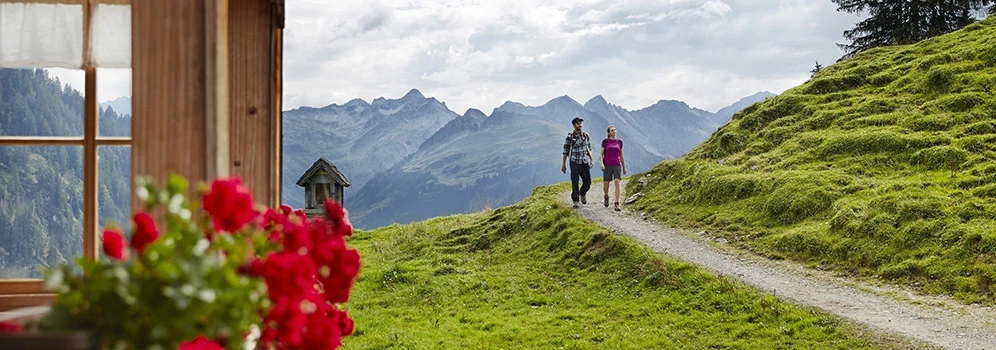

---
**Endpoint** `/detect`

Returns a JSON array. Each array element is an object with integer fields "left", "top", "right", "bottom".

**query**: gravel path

[{"left": 563, "top": 181, "right": 996, "bottom": 350}]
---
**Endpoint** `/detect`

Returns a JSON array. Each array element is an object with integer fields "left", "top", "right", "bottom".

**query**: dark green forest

[{"left": 0, "top": 68, "right": 130, "bottom": 278}]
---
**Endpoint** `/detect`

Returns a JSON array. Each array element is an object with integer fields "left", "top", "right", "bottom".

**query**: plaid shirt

[{"left": 563, "top": 130, "right": 591, "bottom": 165}]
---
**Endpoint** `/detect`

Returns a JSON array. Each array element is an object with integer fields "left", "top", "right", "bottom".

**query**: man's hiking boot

[
  {"left": 580, "top": 195, "right": 587, "bottom": 205},
  {"left": 614, "top": 202, "right": 621, "bottom": 211},
  {"left": 573, "top": 201, "right": 580, "bottom": 209},
  {"left": 604, "top": 195, "right": 609, "bottom": 207}
]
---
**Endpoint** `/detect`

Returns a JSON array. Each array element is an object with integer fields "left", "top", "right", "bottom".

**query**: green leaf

[{"left": 166, "top": 173, "right": 189, "bottom": 194}]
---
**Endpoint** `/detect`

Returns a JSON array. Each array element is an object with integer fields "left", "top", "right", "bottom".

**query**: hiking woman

[{"left": 600, "top": 125, "right": 626, "bottom": 211}]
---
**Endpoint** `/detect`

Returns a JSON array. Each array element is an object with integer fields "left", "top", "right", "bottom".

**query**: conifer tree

[
  {"left": 833, "top": 0, "right": 994, "bottom": 59},
  {"left": 810, "top": 60, "right": 824, "bottom": 77}
]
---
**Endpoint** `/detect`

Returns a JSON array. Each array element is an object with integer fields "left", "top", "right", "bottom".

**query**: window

[{"left": 0, "top": 0, "right": 131, "bottom": 302}]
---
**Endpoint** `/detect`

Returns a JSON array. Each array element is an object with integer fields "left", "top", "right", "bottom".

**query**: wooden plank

[
  {"left": 94, "top": 137, "right": 131, "bottom": 146},
  {"left": 270, "top": 6, "right": 283, "bottom": 208},
  {"left": 0, "top": 295, "right": 54, "bottom": 312},
  {"left": 0, "top": 135, "right": 125, "bottom": 146},
  {"left": 205, "top": 0, "right": 230, "bottom": 179},
  {"left": 228, "top": 0, "right": 272, "bottom": 205},
  {"left": 0, "top": 280, "right": 45, "bottom": 295},
  {"left": 83, "top": 67, "right": 97, "bottom": 261},
  {"left": 131, "top": 0, "right": 208, "bottom": 209},
  {"left": 0, "top": 137, "right": 85, "bottom": 146}
]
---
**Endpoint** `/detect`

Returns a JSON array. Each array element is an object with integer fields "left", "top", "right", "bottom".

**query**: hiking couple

[{"left": 561, "top": 116, "right": 626, "bottom": 211}]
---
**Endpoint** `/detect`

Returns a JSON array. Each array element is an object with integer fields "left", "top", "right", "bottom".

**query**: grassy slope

[
  {"left": 343, "top": 184, "right": 912, "bottom": 349},
  {"left": 628, "top": 18, "right": 996, "bottom": 303}
]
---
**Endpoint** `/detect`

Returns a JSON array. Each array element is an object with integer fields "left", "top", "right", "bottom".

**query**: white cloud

[
  {"left": 36, "top": 0, "right": 856, "bottom": 115},
  {"left": 285, "top": 0, "right": 859, "bottom": 113}
]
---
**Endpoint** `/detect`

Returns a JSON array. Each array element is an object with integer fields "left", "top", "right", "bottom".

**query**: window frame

[{"left": 0, "top": 0, "right": 132, "bottom": 302}]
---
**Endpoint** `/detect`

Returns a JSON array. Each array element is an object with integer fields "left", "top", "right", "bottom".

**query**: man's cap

[{"left": 571, "top": 117, "right": 583, "bottom": 124}]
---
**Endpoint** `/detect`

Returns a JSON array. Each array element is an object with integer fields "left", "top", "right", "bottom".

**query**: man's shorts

[{"left": 603, "top": 165, "right": 622, "bottom": 182}]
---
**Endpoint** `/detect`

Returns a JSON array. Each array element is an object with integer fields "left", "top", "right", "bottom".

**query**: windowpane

[
  {"left": 97, "top": 146, "right": 131, "bottom": 242},
  {"left": 0, "top": 146, "right": 83, "bottom": 279},
  {"left": 98, "top": 68, "right": 131, "bottom": 137},
  {"left": 0, "top": 68, "right": 84, "bottom": 137}
]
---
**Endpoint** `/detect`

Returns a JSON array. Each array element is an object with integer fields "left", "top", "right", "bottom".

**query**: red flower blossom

[
  {"left": 254, "top": 192, "right": 359, "bottom": 350},
  {"left": 281, "top": 220, "right": 312, "bottom": 253},
  {"left": 236, "top": 258, "right": 265, "bottom": 277},
  {"left": 323, "top": 199, "right": 353, "bottom": 237},
  {"left": 262, "top": 251, "right": 317, "bottom": 300},
  {"left": 279, "top": 204, "right": 293, "bottom": 215},
  {"left": 203, "top": 178, "right": 258, "bottom": 234},
  {"left": 102, "top": 228, "right": 127, "bottom": 260},
  {"left": 318, "top": 247, "right": 361, "bottom": 304},
  {"left": 130, "top": 212, "right": 160, "bottom": 254},
  {"left": 293, "top": 209, "right": 307, "bottom": 221},
  {"left": 178, "top": 335, "right": 223, "bottom": 350},
  {"left": 0, "top": 320, "right": 23, "bottom": 333},
  {"left": 300, "top": 307, "right": 352, "bottom": 350}
]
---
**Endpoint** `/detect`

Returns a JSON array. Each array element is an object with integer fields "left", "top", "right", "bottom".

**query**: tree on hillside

[
  {"left": 833, "top": 0, "right": 995, "bottom": 59},
  {"left": 810, "top": 60, "right": 824, "bottom": 78}
]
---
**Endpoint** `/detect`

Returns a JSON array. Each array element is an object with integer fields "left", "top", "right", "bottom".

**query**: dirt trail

[{"left": 563, "top": 181, "right": 996, "bottom": 350}]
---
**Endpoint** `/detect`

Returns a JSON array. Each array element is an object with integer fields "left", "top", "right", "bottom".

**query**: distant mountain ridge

[
  {"left": 281, "top": 90, "right": 776, "bottom": 229},
  {"left": 99, "top": 96, "right": 132, "bottom": 117},
  {"left": 281, "top": 89, "right": 459, "bottom": 209}
]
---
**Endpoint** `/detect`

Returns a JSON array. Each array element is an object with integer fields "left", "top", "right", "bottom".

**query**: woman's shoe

[
  {"left": 614, "top": 202, "right": 621, "bottom": 211},
  {"left": 604, "top": 195, "right": 610, "bottom": 207}
]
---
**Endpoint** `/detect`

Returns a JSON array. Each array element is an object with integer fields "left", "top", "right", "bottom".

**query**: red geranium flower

[
  {"left": 254, "top": 193, "right": 360, "bottom": 350},
  {"left": 0, "top": 320, "right": 23, "bottom": 333},
  {"left": 206, "top": 177, "right": 258, "bottom": 231},
  {"left": 130, "top": 212, "right": 159, "bottom": 254},
  {"left": 178, "top": 335, "right": 223, "bottom": 350},
  {"left": 262, "top": 251, "right": 317, "bottom": 300},
  {"left": 323, "top": 199, "right": 353, "bottom": 237},
  {"left": 203, "top": 178, "right": 258, "bottom": 234},
  {"left": 102, "top": 228, "right": 127, "bottom": 260}
]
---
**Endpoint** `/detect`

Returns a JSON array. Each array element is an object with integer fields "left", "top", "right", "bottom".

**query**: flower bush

[{"left": 40, "top": 175, "right": 361, "bottom": 350}]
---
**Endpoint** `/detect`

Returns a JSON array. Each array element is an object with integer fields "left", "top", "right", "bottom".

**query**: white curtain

[
  {"left": 0, "top": 2, "right": 131, "bottom": 69},
  {"left": 0, "top": 3, "right": 83, "bottom": 69},
  {"left": 91, "top": 4, "right": 130, "bottom": 68}
]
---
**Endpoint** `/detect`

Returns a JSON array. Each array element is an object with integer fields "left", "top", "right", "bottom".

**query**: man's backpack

[{"left": 570, "top": 131, "right": 591, "bottom": 154}]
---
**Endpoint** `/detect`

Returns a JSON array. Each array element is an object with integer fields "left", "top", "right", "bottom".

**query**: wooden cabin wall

[
  {"left": 229, "top": 0, "right": 281, "bottom": 207},
  {"left": 131, "top": 0, "right": 281, "bottom": 208},
  {"left": 131, "top": 0, "right": 209, "bottom": 199}
]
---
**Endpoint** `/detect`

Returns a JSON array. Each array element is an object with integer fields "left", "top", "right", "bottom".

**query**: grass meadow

[
  {"left": 342, "top": 184, "right": 911, "bottom": 349},
  {"left": 628, "top": 17, "right": 996, "bottom": 304}
]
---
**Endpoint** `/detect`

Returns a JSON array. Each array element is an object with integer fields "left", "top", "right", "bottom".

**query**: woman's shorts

[{"left": 603, "top": 165, "right": 622, "bottom": 182}]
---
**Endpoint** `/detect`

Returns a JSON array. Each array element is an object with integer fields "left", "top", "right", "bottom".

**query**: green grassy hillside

[
  {"left": 342, "top": 185, "right": 915, "bottom": 349},
  {"left": 628, "top": 17, "right": 996, "bottom": 303}
]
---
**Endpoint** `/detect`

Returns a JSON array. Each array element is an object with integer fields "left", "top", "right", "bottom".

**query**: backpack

[{"left": 570, "top": 131, "right": 591, "bottom": 155}]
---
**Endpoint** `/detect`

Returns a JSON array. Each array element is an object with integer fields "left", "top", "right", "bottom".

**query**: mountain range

[
  {"left": 99, "top": 96, "right": 132, "bottom": 117},
  {"left": 282, "top": 90, "right": 774, "bottom": 229}
]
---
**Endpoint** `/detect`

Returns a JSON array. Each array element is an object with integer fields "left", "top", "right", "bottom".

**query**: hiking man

[{"left": 561, "top": 116, "right": 594, "bottom": 208}]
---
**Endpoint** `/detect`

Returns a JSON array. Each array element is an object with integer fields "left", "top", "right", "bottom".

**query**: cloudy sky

[
  {"left": 283, "top": 0, "right": 860, "bottom": 114},
  {"left": 51, "top": 0, "right": 860, "bottom": 114}
]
